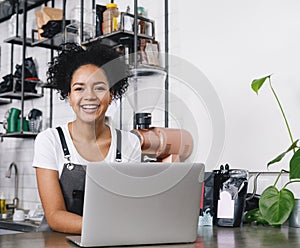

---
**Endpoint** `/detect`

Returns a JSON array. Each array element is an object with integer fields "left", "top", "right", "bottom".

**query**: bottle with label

[
  {"left": 123, "top": 6, "right": 133, "bottom": 32},
  {"left": 137, "top": 7, "right": 146, "bottom": 35},
  {"left": 0, "top": 192, "right": 7, "bottom": 219},
  {"left": 103, "top": 3, "right": 119, "bottom": 35}
]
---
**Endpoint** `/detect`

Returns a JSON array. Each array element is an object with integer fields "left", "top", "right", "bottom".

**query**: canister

[
  {"left": 289, "top": 199, "right": 300, "bottom": 228},
  {"left": 103, "top": 3, "right": 119, "bottom": 35}
]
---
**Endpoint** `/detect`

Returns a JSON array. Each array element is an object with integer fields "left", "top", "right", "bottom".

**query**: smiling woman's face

[{"left": 68, "top": 64, "right": 112, "bottom": 124}]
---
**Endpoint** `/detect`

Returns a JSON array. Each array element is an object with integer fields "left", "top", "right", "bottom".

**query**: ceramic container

[{"left": 289, "top": 199, "right": 300, "bottom": 228}]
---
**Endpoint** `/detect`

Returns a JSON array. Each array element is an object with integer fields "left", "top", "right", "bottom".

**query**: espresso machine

[{"left": 131, "top": 113, "right": 193, "bottom": 162}]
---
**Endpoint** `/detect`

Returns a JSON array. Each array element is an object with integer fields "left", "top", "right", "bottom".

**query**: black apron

[{"left": 38, "top": 126, "right": 122, "bottom": 231}]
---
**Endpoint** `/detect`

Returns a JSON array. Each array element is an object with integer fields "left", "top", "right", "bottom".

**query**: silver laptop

[{"left": 67, "top": 162, "right": 205, "bottom": 247}]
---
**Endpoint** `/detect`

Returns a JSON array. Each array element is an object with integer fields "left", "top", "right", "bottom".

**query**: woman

[{"left": 32, "top": 43, "right": 141, "bottom": 234}]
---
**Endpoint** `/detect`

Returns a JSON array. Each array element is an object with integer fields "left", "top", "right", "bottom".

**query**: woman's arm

[{"left": 36, "top": 167, "right": 82, "bottom": 234}]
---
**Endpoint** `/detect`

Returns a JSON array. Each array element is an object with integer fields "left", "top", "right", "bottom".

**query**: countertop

[{"left": 0, "top": 225, "right": 300, "bottom": 248}]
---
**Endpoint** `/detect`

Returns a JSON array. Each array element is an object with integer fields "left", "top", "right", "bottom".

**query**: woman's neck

[{"left": 68, "top": 119, "right": 109, "bottom": 143}]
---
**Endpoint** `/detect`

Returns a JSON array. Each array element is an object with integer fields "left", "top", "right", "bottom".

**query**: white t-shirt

[{"left": 32, "top": 123, "right": 141, "bottom": 177}]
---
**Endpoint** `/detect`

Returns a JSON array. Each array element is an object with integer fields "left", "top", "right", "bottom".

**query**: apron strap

[
  {"left": 56, "top": 126, "right": 122, "bottom": 162},
  {"left": 115, "top": 129, "right": 122, "bottom": 162},
  {"left": 56, "top": 126, "right": 70, "bottom": 159}
]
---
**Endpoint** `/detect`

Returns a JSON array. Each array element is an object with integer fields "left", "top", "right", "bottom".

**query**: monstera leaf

[
  {"left": 251, "top": 75, "right": 270, "bottom": 94},
  {"left": 290, "top": 149, "right": 300, "bottom": 179},
  {"left": 244, "top": 208, "right": 268, "bottom": 225},
  {"left": 267, "top": 140, "right": 298, "bottom": 168},
  {"left": 249, "top": 74, "right": 300, "bottom": 226},
  {"left": 259, "top": 186, "right": 295, "bottom": 225}
]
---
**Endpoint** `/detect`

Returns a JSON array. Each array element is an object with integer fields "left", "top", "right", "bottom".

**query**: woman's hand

[{"left": 36, "top": 167, "right": 82, "bottom": 234}]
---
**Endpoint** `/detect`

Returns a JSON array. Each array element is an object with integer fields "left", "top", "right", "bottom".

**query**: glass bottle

[
  {"left": 0, "top": 192, "right": 7, "bottom": 219},
  {"left": 69, "top": 5, "right": 96, "bottom": 42},
  {"left": 123, "top": 6, "right": 133, "bottom": 32},
  {"left": 138, "top": 7, "right": 146, "bottom": 34}
]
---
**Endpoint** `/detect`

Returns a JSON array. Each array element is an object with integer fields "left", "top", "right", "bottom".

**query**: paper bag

[{"left": 35, "top": 6, "right": 63, "bottom": 40}]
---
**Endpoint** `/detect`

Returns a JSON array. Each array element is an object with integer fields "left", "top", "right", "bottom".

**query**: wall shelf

[
  {"left": 4, "top": 17, "right": 156, "bottom": 50},
  {"left": 0, "top": 131, "right": 37, "bottom": 139},
  {"left": 129, "top": 65, "right": 167, "bottom": 77},
  {"left": 0, "top": 77, "right": 44, "bottom": 100},
  {"left": 0, "top": 91, "right": 43, "bottom": 100},
  {"left": 31, "top": 33, "right": 65, "bottom": 49},
  {"left": 0, "top": 98, "right": 12, "bottom": 105},
  {"left": 82, "top": 30, "right": 155, "bottom": 47},
  {"left": 5, "top": 33, "right": 64, "bottom": 49}
]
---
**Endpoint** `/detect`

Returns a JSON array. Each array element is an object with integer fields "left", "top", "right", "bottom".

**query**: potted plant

[{"left": 245, "top": 75, "right": 300, "bottom": 226}]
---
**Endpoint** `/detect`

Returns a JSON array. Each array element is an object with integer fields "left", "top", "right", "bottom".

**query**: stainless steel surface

[
  {"left": 199, "top": 225, "right": 300, "bottom": 248},
  {"left": 0, "top": 229, "right": 23, "bottom": 235},
  {"left": 0, "top": 225, "right": 299, "bottom": 247},
  {"left": 0, "top": 218, "right": 40, "bottom": 232}
]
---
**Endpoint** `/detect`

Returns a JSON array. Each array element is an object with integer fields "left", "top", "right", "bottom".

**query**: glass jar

[
  {"left": 103, "top": 3, "right": 119, "bottom": 35},
  {"left": 66, "top": 5, "right": 96, "bottom": 43}
]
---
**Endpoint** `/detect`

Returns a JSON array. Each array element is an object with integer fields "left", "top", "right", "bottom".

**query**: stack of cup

[
  {"left": 4, "top": 108, "right": 30, "bottom": 133},
  {"left": 6, "top": 108, "right": 21, "bottom": 133}
]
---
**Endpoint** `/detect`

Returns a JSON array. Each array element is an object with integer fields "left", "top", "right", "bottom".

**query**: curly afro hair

[{"left": 46, "top": 42, "right": 129, "bottom": 100}]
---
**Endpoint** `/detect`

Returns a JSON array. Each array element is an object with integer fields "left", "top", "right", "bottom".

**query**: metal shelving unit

[
  {"left": 1, "top": 0, "right": 169, "bottom": 137},
  {"left": 131, "top": 0, "right": 169, "bottom": 128},
  {"left": 0, "top": 0, "right": 57, "bottom": 139},
  {"left": 82, "top": 0, "right": 169, "bottom": 129}
]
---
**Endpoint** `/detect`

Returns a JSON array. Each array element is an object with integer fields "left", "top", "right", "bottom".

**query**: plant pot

[{"left": 289, "top": 199, "right": 300, "bottom": 227}]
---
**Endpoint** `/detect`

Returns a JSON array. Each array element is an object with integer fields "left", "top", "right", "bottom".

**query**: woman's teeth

[{"left": 81, "top": 105, "right": 99, "bottom": 109}]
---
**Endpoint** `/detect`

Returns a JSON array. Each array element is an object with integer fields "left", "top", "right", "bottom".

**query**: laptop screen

[{"left": 73, "top": 162, "right": 204, "bottom": 247}]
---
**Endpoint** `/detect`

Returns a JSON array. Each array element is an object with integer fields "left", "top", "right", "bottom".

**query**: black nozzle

[{"left": 135, "top": 113, "right": 152, "bottom": 129}]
